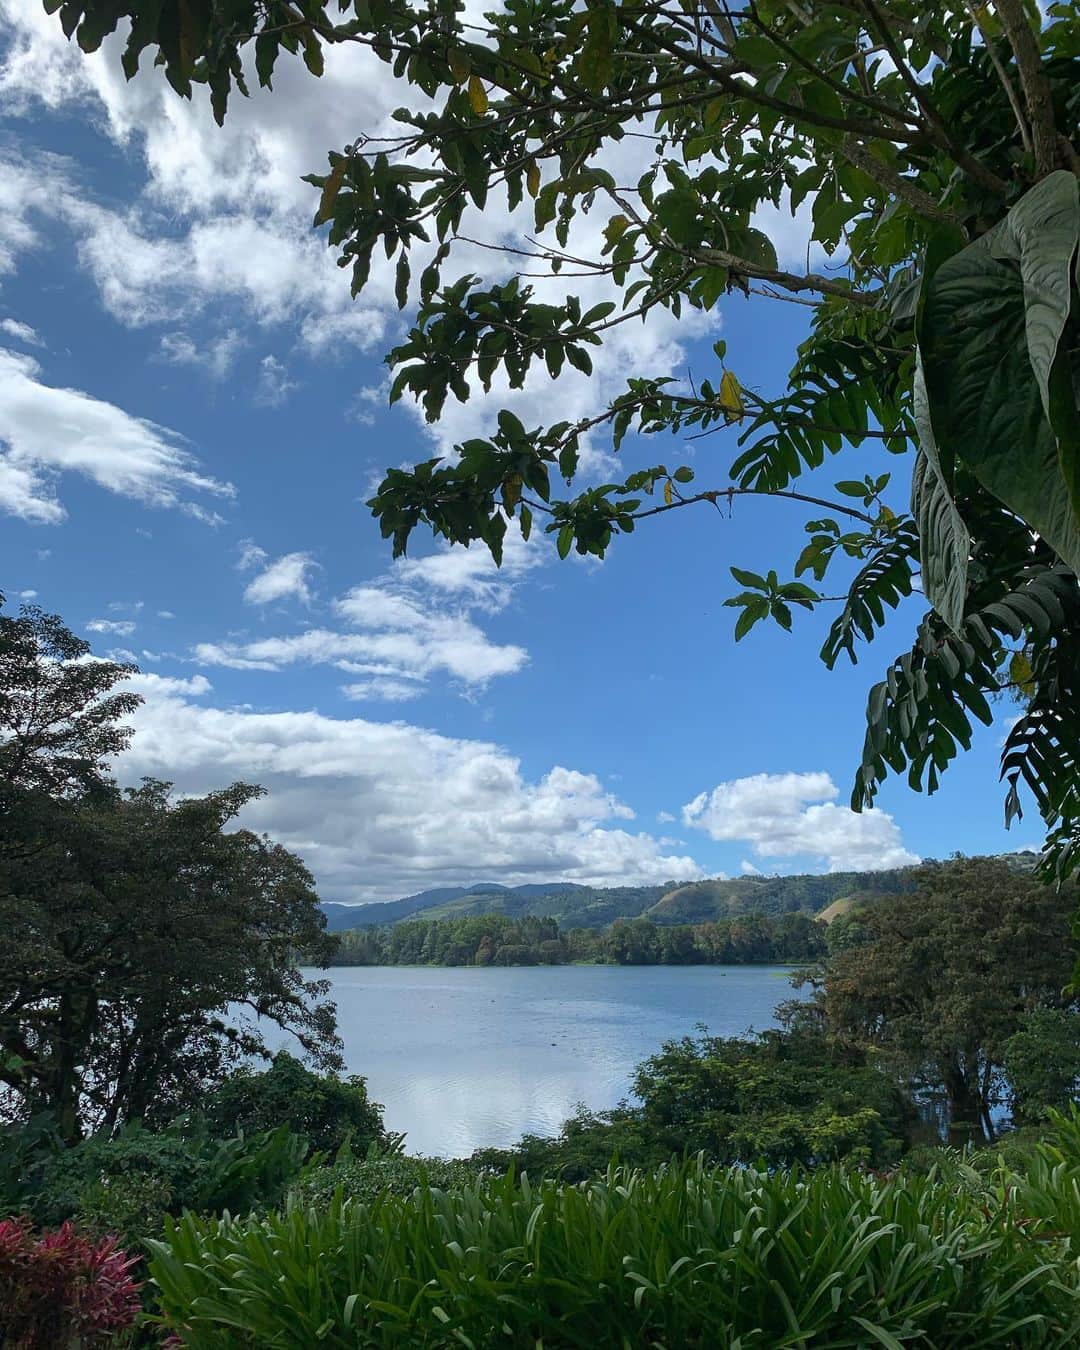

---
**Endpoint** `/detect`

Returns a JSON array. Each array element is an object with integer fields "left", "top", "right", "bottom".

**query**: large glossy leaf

[
  {"left": 911, "top": 355, "right": 970, "bottom": 633},
  {"left": 919, "top": 175, "right": 1080, "bottom": 573}
]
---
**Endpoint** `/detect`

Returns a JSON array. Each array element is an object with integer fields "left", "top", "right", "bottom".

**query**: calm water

[{"left": 294, "top": 965, "right": 804, "bottom": 1156}]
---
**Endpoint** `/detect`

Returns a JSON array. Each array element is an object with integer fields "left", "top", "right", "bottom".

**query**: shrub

[
  {"left": 149, "top": 1157, "right": 1080, "bottom": 1347},
  {"left": 202, "top": 1053, "right": 386, "bottom": 1159},
  {"left": 288, "top": 1153, "right": 480, "bottom": 1208},
  {"left": 32, "top": 1120, "right": 311, "bottom": 1246},
  {"left": 0, "top": 1216, "right": 141, "bottom": 1349}
]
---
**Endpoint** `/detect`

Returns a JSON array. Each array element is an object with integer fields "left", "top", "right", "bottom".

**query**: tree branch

[{"left": 994, "top": 0, "right": 1059, "bottom": 178}]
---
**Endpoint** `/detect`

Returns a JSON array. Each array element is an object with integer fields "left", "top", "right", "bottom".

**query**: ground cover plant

[{"left": 149, "top": 1112, "right": 1080, "bottom": 1347}]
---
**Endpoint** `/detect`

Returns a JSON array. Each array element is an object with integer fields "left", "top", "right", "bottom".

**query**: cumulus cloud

[
  {"left": 243, "top": 551, "right": 318, "bottom": 606},
  {"left": 0, "top": 347, "right": 233, "bottom": 524},
  {"left": 682, "top": 771, "right": 919, "bottom": 872},
  {"left": 118, "top": 672, "right": 702, "bottom": 902}
]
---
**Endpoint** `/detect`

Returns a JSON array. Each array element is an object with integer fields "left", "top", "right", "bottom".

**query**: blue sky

[{"left": 0, "top": 3, "right": 1031, "bottom": 904}]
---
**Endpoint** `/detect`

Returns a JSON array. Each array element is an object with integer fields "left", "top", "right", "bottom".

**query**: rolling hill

[{"left": 320, "top": 867, "right": 922, "bottom": 933}]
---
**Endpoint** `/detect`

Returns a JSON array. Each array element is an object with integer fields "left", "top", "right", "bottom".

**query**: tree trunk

[{"left": 944, "top": 1063, "right": 983, "bottom": 1147}]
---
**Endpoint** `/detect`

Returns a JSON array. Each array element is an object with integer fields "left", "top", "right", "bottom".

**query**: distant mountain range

[{"left": 318, "top": 852, "right": 1041, "bottom": 934}]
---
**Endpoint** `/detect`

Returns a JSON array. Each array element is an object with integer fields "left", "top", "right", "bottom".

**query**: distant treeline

[{"left": 326, "top": 912, "right": 828, "bottom": 967}]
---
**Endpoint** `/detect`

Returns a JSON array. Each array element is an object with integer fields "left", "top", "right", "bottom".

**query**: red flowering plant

[{"left": 0, "top": 1216, "right": 141, "bottom": 1348}]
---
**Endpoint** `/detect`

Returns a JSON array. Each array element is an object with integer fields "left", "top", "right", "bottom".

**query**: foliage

[
  {"left": 0, "top": 604, "right": 341, "bottom": 1143},
  {"left": 26, "top": 1120, "right": 313, "bottom": 1246},
  {"left": 1004, "top": 1008, "right": 1080, "bottom": 1124},
  {"left": 202, "top": 1053, "right": 387, "bottom": 1162},
  {"left": 0, "top": 1216, "right": 141, "bottom": 1349},
  {"left": 1, "top": 775, "right": 341, "bottom": 1143},
  {"left": 148, "top": 1153, "right": 1080, "bottom": 1348},
  {"left": 0, "top": 601, "right": 139, "bottom": 801},
  {"left": 475, "top": 1022, "right": 908, "bottom": 1180},
  {"left": 329, "top": 909, "right": 828, "bottom": 966},
  {"left": 824, "top": 856, "right": 1079, "bottom": 1144},
  {"left": 46, "top": 3, "right": 1080, "bottom": 879},
  {"left": 288, "top": 1152, "right": 478, "bottom": 1209}
]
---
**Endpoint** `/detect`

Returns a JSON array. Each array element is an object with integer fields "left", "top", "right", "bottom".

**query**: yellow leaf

[
  {"left": 316, "top": 159, "right": 348, "bottom": 225},
  {"left": 663, "top": 479, "right": 673, "bottom": 506},
  {"left": 719, "top": 369, "right": 744, "bottom": 421},
  {"left": 468, "top": 74, "right": 489, "bottom": 116},
  {"left": 448, "top": 49, "right": 470, "bottom": 84},
  {"left": 526, "top": 162, "right": 541, "bottom": 199},
  {"left": 1009, "top": 651, "right": 1034, "bottom": 694}
]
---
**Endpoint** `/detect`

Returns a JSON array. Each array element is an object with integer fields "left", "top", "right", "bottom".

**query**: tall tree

[
  {"left": 1, "top": 778, "right": 342, "bottom": 1142},
  {"left": 0, "top": 602, "right": 341, "bottom": 1142},
  {"left": 823, "top": 857, "right": 1078, "bottom": 1144},
  {"left": 47, "top": 6, "right": 1080, "bottom": 882}
]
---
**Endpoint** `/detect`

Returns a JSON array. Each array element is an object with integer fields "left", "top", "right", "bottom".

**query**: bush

[
  {"left": 149, "top": 1156, "right": 1080, "bottom": 1347},
  {"left": 32, "top": 1120, "right": 311, "bottom": 1246},
  {"left": 288, "top": 1153, "right": 480, "bottom": 1208},
  {"left": 0, "top": 1216, "right": 141, "bottom": 1349},
  {"left": 202, "top": 1053, "right": 386, "bottom": 1159}
]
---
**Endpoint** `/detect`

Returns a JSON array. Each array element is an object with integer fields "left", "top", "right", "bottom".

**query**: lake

[{"left": 298, "top": 965, "right": 805, "bottom": 1156}]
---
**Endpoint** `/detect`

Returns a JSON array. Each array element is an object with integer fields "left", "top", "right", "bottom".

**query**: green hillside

[{"left": 328, "top": 868, "right": 919, "bottom": 933}]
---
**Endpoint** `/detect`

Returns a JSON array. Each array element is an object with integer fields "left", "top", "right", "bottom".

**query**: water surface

[{"left": 298, "top": 965, "right": 803, "bottom": 1156}]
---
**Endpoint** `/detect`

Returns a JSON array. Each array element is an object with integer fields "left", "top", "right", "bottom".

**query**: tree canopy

[
  {"left": 0, "top": 601, "right": 341, "bottom": 1144},
  {"left": 823, "top": 856, "right": 1079, "bottom": 1143},
  {"left": 45, "top": 5, "right": 1080, "bottom": 880}
]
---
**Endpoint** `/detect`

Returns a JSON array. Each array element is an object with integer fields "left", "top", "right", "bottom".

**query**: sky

[{"left": 0, "top": 3, "right": 1034, "bottom": 905}]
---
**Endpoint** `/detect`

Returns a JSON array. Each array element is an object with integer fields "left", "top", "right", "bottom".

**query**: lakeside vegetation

[{"left": 325, "top": 910, "right": 829, "bottom": 966}]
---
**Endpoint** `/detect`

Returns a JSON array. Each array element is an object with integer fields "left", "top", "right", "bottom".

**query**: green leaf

[
  {"left": 919, "top": 172, "right": 1080, "bottom": 573},
  {"left": 911, "top": 354, "right": 969, "bottom": 632},
  {"left": 729, "top": 567, "right": 766, "bottom": 590}
]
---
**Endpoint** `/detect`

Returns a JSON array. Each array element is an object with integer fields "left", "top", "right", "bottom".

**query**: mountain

[
  {"left": 320, "top": 868, "right": 919, "bottom": 933},
  {"left": 319, "top": 882, "right": 582, "bottom": 932}
]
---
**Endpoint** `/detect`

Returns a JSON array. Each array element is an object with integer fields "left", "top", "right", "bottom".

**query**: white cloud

[
  {"left": 17, "top": 588, "right": 36, "bottom": 598},
  {"left": 199, "top": 529, "right": 538, "bottom": 692},
  {"left": 236, "top": 538, "right": 267, "bottom": 571},
  {"left": 86, "top": 618, "right": 135, "bottom": 636},
  {"left": 656, "top": 810, "right": 676, "bottom": 824},
  {"left": 253, "top": 354, "right": 297, "bottom": 408},
  {"left": 0, "top": 347, "right": 233, "bottom": 524},
  {"left": 341, "top": 677, "right": 424, "bottom": 703},
  {"left": 683, "top": 771, "right": 919, "bottom": 872},
  {"left": 739, "top": 859, "right": 762, "bottom": 875},
  {"left": 118, "top": 672, "right": 702, "bottom": 902},
  {"left": 159, "top": 329, "right": 242, "bottom": 379},
  {"left": 0, "top": 317, "right": 41, "bottom": 345},
  {"left": 243, "top": 551, "right": 318, "bottom": 606},
  {"left": 157, "top": 610, "right": 175, "bottom": 619}
]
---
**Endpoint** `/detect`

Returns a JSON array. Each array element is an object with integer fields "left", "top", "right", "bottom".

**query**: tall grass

[{"left": 148, "top": 1147, "right": 1080, "bottom": 1348}]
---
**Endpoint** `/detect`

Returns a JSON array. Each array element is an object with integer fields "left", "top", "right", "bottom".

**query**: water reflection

[{"left": 290, "top": 965, "right": 804, "bottom": 1157}]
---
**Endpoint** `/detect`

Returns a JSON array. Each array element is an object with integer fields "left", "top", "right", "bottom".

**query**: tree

[
  {"left": 201, "top": 1052, "right": 387, "bottom": 1159},
  {"left": 1003, "top": 1007, "right": 1080, "bottom": 1124},
  {"left": 824, "top": 857, "right": 1078, "bottom": 1144},
  {"left": 47, "top": 5, "right": 1080, "bottom": 888},
  {"left": 1, "top": 779, "right": 342, "bottom": 1143},
  {"left": 0, "top": 602, "right": 341, "bottom": 1143}
]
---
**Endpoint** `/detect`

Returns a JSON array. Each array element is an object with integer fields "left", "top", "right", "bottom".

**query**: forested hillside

[{"left": 321, "top": 867, "right": 920, "bottom": 933}]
